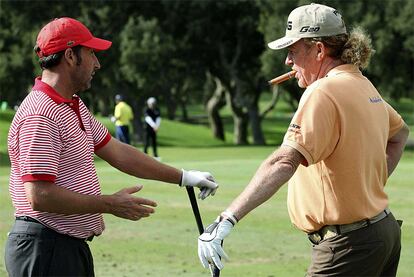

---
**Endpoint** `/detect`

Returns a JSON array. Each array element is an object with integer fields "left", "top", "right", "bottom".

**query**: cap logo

[
  {"left": 287, "top": 21, "right": 292, "bottom": 30},
  {"left": 299, "top": 26, "right": 320, "bottom": 33},
  {"left": 67, "top": 40, "right": 74, "bottom": 46}
]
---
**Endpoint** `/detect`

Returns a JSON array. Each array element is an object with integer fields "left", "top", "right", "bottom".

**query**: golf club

[{"left": 186, "top": 186, "right": 221, "bottom": 277}]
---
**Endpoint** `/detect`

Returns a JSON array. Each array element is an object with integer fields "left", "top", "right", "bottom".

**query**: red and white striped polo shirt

[{"left": 8, "top": 77, "right": 111, "bottom": 239}]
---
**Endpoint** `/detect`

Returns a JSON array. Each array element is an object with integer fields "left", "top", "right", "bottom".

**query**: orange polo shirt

[{"left": 282, "top": 64, "right": 404, "bottom": 233}]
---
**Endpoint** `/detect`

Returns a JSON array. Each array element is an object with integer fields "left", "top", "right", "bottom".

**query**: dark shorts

[
  {"left": 5, "top": 219, "right": 94, "bottom": 277},
  {"left": 306, "top": 213, "right": 401, "bottom": 277}
]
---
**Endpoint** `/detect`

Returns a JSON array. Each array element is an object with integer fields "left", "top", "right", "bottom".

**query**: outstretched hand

[{"left": 109, "top": 185, "right": 157, "bottom": 220}]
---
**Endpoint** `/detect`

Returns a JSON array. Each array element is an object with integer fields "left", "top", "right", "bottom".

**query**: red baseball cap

[{"left": 36, "top": 17, "right": 112, "bottom": 57}]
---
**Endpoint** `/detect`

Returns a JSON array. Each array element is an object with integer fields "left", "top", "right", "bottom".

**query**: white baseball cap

[
  {"left": 147, "top": 97, "right": 156, "bottom": 105},
  {"left": 268, "top": 3, "right": 347, "bottom": 50}
]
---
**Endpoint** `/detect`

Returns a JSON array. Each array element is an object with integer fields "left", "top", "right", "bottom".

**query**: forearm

[
  {"left": 145, "top": 116, "right": 157, "bottom": 128},
  {"left": 97, "top": 138, "right": 181, "bottom": 184},
  {"left": 386, "top": 144, "right": 404, "bottom": 176},
  {"left": 25, "top": 182, "right": 111, "bottom": 214},
  {"left": 226, "top": 146, "right": 302, "bottom": 221},
  {"left": 118, "top": 144, "right": 181, "bottom": 183},
  {"left": 386, "top": 123, "right": 409, "bottom": 177}
]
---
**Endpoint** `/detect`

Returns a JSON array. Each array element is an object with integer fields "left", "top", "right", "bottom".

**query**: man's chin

[
  {"left": 298, "top": 81, "right": 307, "bottom": 89},
  {"left": 78, "top": 84, "right": 92, "bottom": 93}
]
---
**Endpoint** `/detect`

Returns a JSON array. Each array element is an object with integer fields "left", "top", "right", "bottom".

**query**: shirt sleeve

[
  {"left": 145, "top": 116, "right": 156, "bottom": 128},
  {"left": 384, "top": 101, "right": 404, "bottom": 138},
  {"left": 19, "top": 115, "right": 61, "bottom": 182},
  {"left": 282, "top": 87, "right": 339, "bottom": 166}
]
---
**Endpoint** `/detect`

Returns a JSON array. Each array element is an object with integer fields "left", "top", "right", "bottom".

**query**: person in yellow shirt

[
  {"left": 114, "top": 94, "right": 134, "bottom": 144},
  {"left": 197, "top": 3, "right": 409, "bottom": 276}
]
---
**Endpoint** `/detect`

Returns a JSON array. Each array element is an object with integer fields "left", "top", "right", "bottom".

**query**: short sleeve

[
  {"left": 283, "top": 88, "right": 339, "bottom": 166},
  {"left": 384, "top": 101, "right": 404, "bottom": 138},
  {"left": 19, "top": 115, "right": 61, "bottom": 182}
]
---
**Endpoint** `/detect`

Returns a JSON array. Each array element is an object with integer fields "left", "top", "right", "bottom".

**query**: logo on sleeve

[
  {"left": 288, "top": 123, "right": 301, "bottom": 134},
  {"left": 369, "top": 96, "right": 383, "bottom": 103}
]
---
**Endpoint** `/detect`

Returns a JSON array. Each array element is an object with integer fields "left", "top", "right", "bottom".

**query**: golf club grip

[{"left": 185, "top": 187, "right": 221, "bottom": 277}]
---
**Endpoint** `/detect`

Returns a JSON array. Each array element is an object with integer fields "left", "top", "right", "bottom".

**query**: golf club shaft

[{"left": 186, "top": 187, "right": 221, "bottom": 277}]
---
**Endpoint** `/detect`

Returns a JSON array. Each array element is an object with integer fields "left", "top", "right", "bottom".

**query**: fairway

[{"left": 1, "top": 146, "right": 412, "bottom": 276}]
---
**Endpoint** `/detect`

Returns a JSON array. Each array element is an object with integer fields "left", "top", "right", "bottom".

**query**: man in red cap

[{"left": 6, "top": 17, "right": 218, "bottom": 276}]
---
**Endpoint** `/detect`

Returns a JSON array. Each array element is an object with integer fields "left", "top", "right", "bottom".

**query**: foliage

[{"left": 0, "top": 0, "right": 413, "bottom": 143}]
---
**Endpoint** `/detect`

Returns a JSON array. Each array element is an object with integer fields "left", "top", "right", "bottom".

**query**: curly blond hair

[{"left": 303, "top": 27, "right": 375, "bottom": 69}]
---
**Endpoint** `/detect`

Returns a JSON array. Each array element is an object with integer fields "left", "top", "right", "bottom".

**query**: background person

[
  {"left": 144, "top": 97, "right": 161, "bottom": 159},
  {"left": 5, "top": 17, "right": 218, "bottom": 277},
  {"left": 113, "top": 93, "right": 134, "bottom": 144},
  {"left": 197, "top": 3, "right": 409, "bottom": 276}
]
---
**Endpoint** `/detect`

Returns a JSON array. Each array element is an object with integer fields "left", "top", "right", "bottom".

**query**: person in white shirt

[{"left": 144, "top": 97, "right": 161, "bottom": 159}]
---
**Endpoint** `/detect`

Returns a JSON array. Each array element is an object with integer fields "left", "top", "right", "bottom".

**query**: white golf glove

[
  {"left": 198, "top": 213, "right": 236, "bottom": 270},
  {"left": 180, "top": 169, "right": 218, "bottom": 200}
]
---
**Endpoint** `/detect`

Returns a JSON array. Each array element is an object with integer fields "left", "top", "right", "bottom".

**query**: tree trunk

[
  {"left": 206, "top": 76, "right": 225, "bottom": 141},
  {"left": 233, "top": 113, "right": 248, "bottom": 145},
  {"left": 225, "top": 91, "right": 248, "bottom": 145},
  {"left": 165, "top": 93, "right": 177, "bottom": 120},
  {"left": 131, "top": 99, "right": 144, "bottom": 144},
  {"left": 249, "top": 103, "right": 265, "bottom": 145},
  {"left": 180, "top": 100, "right": 188, "bottom": 122}
]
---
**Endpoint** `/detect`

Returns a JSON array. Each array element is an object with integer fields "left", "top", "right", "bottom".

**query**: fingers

[
  {"left": 122, "top": 185, "right": 143, "bottom": 195},
  {"left": 198, "top": 183, "right": 218, "bottom": 200},
  {"left": 213, "top": 243, "right": 229, "bottom": 261},
  {"left": 209, "top": 246, "right": 224, "bottom": 270},
  {"left": 112, "top": 185, "right": 158, "bottom": 220},
  {"left": 198, "top": 188, "right": 211, "bottom": 200},
  {"left": 198, "top": 242, "right": 210, "bottom": 269},
  {"left": 133, "top": 197, "right": 157, "bottom": 208},
  {"left": 198, "top": 242, "right": 226, "bottom": 270}
]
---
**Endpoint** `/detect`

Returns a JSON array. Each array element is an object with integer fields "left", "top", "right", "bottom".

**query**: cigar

[{"left": 268, "top": 70, "right": 297, "bottom": 85}]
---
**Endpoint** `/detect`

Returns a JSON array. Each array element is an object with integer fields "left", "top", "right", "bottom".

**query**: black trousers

[
  {"left": 307, "top": 212, "right": 401, "bottom": 276},
  {"left": 144, "top": 128, "right": 158, "bottom": 157},
  {"left": 5, "top": 219, "right": 94, "bottom": 277}
]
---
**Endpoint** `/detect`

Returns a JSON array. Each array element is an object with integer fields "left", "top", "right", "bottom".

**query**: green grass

[
  {"left": 0, "top": 147, "right": 413, "bottom": 276},
  {"left": 0, "top": 98, "right": 413, "bottom": 276}
]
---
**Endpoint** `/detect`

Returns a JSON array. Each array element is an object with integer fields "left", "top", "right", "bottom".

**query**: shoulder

[{"left": 17, "top": 90, "right": 63, "bottom": 120}]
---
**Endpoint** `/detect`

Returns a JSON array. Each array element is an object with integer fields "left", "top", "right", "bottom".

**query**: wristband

[{"left": 222, "top": 210, "right": 239, "bottom": 225}]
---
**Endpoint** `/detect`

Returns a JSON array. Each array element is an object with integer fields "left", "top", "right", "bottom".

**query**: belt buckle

[{"left": 308, "top": 232, "right": 322, "bottom": 244}]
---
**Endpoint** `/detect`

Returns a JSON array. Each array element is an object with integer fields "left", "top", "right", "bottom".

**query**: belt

[
  {"left": 15, "top": 216, "right": 94, "bottom": 242},
  {"left": 308, "top": 208, "right": 391, "bottom": 245}
]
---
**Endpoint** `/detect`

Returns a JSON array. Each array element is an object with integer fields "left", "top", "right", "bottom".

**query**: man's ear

[
  {"left": 315, "top": 42, "right": 326, "bottom": 61},
  {"left": 63, "top": 48, "right": 77, "bottom": 66}
]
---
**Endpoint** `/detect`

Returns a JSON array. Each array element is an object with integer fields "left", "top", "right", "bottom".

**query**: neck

[
  {"left": 317, "top": 58, "right": 344, "bottom": 79},
  {"left": 41, "top": 70, "right": 75, "bottom": 99}
]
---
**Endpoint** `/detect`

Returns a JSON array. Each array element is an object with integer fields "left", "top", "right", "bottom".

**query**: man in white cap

[
  {"left": 144, "top": 97, "right": 161, "bottom": 159},
  {"left": 197, "top": 3, "right": 409, "bottom": 276},
  {"left": 6, "top": 17, "right": 218, "bottom": 276}
]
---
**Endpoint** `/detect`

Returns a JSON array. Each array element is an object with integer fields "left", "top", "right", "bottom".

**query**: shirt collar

[
  {"left": 326, "top": 64, "right": 361, "bottom": 78},
  {"left": 33, "top": 77, "right": 79, "bottom": 104}
]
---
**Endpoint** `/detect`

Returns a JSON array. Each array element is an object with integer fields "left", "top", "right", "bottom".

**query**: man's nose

[
  {"left": 285, "top": 55, "right": 293, "bottom": 66},
  {"left": 95, "top": 56, "right": 101, "bottom": 70}
]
